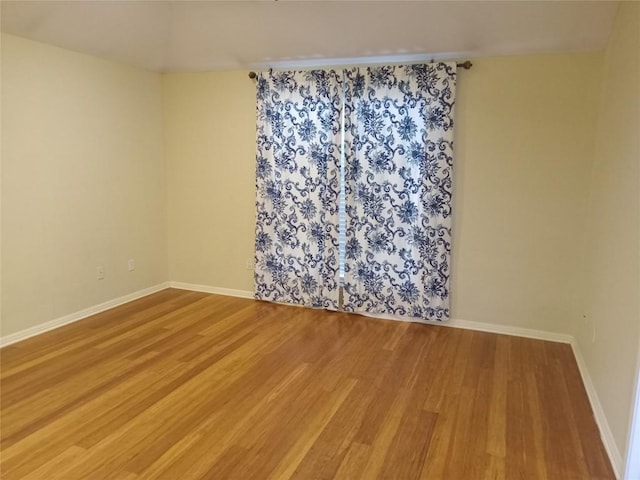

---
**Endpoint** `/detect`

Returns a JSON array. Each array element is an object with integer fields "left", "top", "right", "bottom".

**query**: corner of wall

[
  {"left": 571, "top": 338, "right": 624, "bottom": 477},
  {"left": 570, "top": 1, "right": 640, "bottom": 476}
]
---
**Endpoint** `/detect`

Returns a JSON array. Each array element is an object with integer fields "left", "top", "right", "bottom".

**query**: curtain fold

[
  {"left": 342, "top": 63, "right": 457, "bottom": 321},
  {"left": 254, "top": 70, "right": 342, "bottom": 310}
]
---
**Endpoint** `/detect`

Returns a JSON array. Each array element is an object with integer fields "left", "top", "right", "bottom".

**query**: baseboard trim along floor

[{"left": 0, "top": 282, "right": 170, "bottom": 348}]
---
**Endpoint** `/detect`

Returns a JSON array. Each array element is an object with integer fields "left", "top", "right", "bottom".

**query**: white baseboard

[
  {"left": 571, "top": 339, "right": 623, "bottom": 479},
  {"left": 166, "top": 283, "right": 572, "bottom": 344},
  {"left": 447, "top": 317, "right": 573, "bottom": 344},
  {"left": 169, "top": 281, "right": 254, "bottom": 299},
  {"left": 356, "top": 311, "right": 573, "bottom": 344},
  {"left": 0, "top": 282, "right": 171, "bottom": 348}
]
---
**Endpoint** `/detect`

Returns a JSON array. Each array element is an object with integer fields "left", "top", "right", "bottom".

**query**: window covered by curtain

[
  {"left": 342, "top": 63, "right": 457, "bottom": 321},
  {"left": 254, "top": 70, "right": 342, "bottom": 309}
]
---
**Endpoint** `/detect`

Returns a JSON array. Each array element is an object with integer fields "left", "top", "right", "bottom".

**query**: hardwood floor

[{"left": 1, "top": 289, "right": 614, "bottom": 479}]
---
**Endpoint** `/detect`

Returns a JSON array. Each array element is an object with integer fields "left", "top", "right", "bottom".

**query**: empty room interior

[{"left": 1, "top": 1, "right": 639, "bottom": 479}]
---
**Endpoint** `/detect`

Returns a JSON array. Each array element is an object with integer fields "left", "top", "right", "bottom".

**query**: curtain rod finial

[
  {"left": 458, "top": 61, "right": 473, "bottom": 70},
  {"left": 248, "top": 71, "right": 257, "bottom": 79}
]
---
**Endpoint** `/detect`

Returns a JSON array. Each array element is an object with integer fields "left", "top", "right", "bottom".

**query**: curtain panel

[
  {"left": 342, "top": 63, "right": 457, "bottom": 321},
  {"left": 254, "top": 70, "right": 342, "bottom": 310},
  {"left": 254, "top": 63, "right": 456, "bottom": 322}
]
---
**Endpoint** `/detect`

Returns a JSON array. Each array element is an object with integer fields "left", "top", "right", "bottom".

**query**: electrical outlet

[
  {"left": 97, "top": 266, "right": 105, "bottom": 280},
  {"left": 128, "top": 259, "right": 135, "bottom": 271},
  {"left": 245, "top": 258, "right": 255, "bottom": 270}
]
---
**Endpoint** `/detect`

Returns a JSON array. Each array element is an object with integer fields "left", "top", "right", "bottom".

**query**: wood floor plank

[
  {"left": 486, "top": 334, "right": 508, "bottom": 459},
  {"left": 265, "top": 378, "right": 357, "bottom": 480},
  {"left": 333, "top": 442, "right": 371, "bottom": 480},
  {"left": 0, "top": 289, "right": 615, "bottom": 479},
  {"left": 378, "top": 407, "right": 438, "bottom": 479},
  {"left": 286, "top": 379, "right": 374, "bottom": 479},
  {"left": 21, "top": 446, "right": 86, "bottom": 480}
]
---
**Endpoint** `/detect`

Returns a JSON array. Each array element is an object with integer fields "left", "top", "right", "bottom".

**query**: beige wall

[
  {"left": 163, "top": 52, "right": 602, "bottom": 334},
  {"left": 1, "top": 34, "right": 168, "bottom": 337},
  {"left": 452, "top": 53, "right": 600, "bottom": 333},
  {"left": 163, "top": 71, "right": 256, "bottom": 290},
  {"left": 575, "top": 2, "right": 640, "bottom": 466},
  {"left": 1, "top": 39, "right": 603, "bottom": 340}
]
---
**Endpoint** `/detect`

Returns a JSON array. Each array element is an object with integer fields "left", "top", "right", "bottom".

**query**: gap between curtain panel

[{"left": 254, "top": 64, "right": 457, "bottom": 322}]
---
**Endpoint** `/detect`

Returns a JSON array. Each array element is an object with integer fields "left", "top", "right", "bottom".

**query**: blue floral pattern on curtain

[
  {"left": 254, "top": 70, "right": 342, "bottom": 309},
  {"left": 342, "top": 63, "right": 457, "bottom": 320}
]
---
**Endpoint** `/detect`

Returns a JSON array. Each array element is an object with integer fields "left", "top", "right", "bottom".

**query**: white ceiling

[{"left": 1, "top": 1, "right": 619, "bottom": 72}]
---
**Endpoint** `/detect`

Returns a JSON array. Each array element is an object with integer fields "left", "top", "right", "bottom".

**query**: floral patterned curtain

[
  {"left": 254, "top": 70, "right": 342, "bottom": 310},
  {"left": 342, "top": 63, "right": 457, "bottom": 321}
]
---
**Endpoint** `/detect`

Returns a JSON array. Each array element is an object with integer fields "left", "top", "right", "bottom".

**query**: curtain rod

[{"left": 248, "top": 61, "right": 472, "bottom": 79}]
